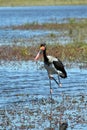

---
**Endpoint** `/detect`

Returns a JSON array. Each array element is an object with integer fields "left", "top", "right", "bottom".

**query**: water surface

[
  {"left": 0, "top": 6, "right": 87, "bottom": 129},
  {"left": 0, "top": 6, "right": 87, "bottom": 45},
  {"left": 0, "top": 61, "right": 87, "bottom": 129},
  {"left": 0, "top": 6, "right": 87, "bottom": 26}
]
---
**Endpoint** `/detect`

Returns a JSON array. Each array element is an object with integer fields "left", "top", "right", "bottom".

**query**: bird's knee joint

[{"left": 49, "top": 75, "right": 53, "bottom": 79}]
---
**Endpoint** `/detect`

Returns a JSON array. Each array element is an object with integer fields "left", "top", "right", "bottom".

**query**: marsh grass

[
  {"left": 0, "top": 42, "right": 87, "bottom": 62},
  {"left": 0, "top": 0, "right": 87, "bottom": 6},
  {"left": 0, "top": 18, "right": 87, "bottom": 62},
  {"left": 7, "top": 18, "right": 87, "bottom": 44},
  {"left": 10, "top": 18, "right": 87, "bottom": 30}
]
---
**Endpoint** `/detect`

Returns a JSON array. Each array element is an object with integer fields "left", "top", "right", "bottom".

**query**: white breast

[
  {"left": 44, "top": 55, "right": 58, "bottom": 74},
  {"left": 44, "top": 55, "right": 63, "bottom": 75}
]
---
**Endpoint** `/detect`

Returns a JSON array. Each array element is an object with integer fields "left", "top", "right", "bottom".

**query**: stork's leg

[
  {"left": 58, "top": 76, "right": 62, "bottom": 87},
  {"left": 49, "top": 75, "right": 62, "bottom": 87},
  {"left": 49, "top": 75, "right": 53, "bottom": 125},
  {"left": 49, "top": 74, "right": 59, "bottom": 86},
  {"left": 49, "top": 76, "right": 53, "bottom": 94}
]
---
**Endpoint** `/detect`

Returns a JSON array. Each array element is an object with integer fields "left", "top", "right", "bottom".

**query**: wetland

[{"left": 0, "top": 6, "right": 87, "bottom": 130}]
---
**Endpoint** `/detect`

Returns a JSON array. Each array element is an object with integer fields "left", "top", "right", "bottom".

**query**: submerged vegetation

[
  {"left": 0, "top": 94, "right": 87, "bottom": 129},
  {"left": 0, "top": 18, "right": 87, "bottom": 63},
  {"left": 9, "top": 18, "right": 87, "bottom": 31},
  {"left": 4, "top": 18, "right": 87, "bottom": 45},
  {"left": 0, "top": 0, "right": 87, "bottom": 6}
]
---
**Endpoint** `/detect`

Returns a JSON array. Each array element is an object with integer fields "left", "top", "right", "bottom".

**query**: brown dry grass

[
  {"left": 0, "top": 43, "right": 87, "bottom": 62},
  {"left": 0, "top": 19, "right": 87, "bottom": 62},
  {"left": 6, "top": 22, "right": 87, "bottom": 31}
]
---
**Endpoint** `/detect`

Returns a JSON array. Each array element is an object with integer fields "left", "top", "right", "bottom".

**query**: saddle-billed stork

[{"left": 35, "top": 43, "right": 67, "bottom": 93}]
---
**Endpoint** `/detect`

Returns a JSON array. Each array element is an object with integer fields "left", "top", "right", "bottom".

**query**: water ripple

[{"left": 0, "top": 61, "right": 87, "bottom": 129}]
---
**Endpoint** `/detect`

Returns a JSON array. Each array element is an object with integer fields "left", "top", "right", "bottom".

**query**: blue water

[
  {"left": 0, "top": 6, "right": 87, "bottom": 129},
  {"left": 0, "top": 5, "right": 87, "bottom": 46},
  {"left": 0, "top": 61, "right": 87, "bottom": 129},
  {"left": 0, "top": 6, "right": 87, "bottom": 26}
]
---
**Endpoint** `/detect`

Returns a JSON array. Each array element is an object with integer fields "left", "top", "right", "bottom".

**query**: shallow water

[
  {"left": 0, "top": 29, "right": 61, "bottom": 46},
  {"left": 0, "top": 6, "right": 87, "bottom": 26},
  {"left": 0, "top": 6, "right": 87, "bottom": 45},
  {"left": 0, "top": 61, "right": 87, "bottom": 129},
  {"left": 0, "top": 6, "right": 87, "bottom": 129}
]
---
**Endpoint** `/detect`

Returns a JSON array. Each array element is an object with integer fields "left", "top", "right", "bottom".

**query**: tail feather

[{"left": 60, "top": 69, "right": 67, "bottom": 78}]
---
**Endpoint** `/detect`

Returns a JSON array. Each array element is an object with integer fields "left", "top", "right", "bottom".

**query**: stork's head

[
  {"left": 34, "top": 43, "right": 46, "bottom": 61},
  {"left": 40, "top": 43, "right": 46, "bottom": 51}
]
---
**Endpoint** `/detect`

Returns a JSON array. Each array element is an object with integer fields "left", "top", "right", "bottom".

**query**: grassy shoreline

[
  {"left": 0, "top": 19, "right": 87, "bottom": 62},
  {"left": 0, "top": 42, "right": 87, "bottom": 63},
  {"left": 2, "top": 18, "right": 87, "bottom": 49},
  {"left": 8, "top": 19, "right": 87, "bottom": 30},
  {"left": 0, "top": 18, "right": 87, "bottom": 62},
  {"left": 0, "top": 0, "right": 87, "bottom": 6}
]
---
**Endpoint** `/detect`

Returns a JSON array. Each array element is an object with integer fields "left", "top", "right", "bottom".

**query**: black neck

[{"left": 43, "top": 49, "right": 48, "bottom": 63}]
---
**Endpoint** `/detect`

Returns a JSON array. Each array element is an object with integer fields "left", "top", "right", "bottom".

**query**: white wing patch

[
  {"left": 45, "top": 55, "right": 63, "bottom": 76},
  {"left": 44, "top": 55, "right": 59, "bottom": 74},
  {"left": 47, "top": 55, "right": 58, "bottom": 63}
]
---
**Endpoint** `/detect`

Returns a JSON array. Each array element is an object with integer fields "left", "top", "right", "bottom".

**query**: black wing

[{"left": 53, "top": 59, "right": 67, "bottom": 78}]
